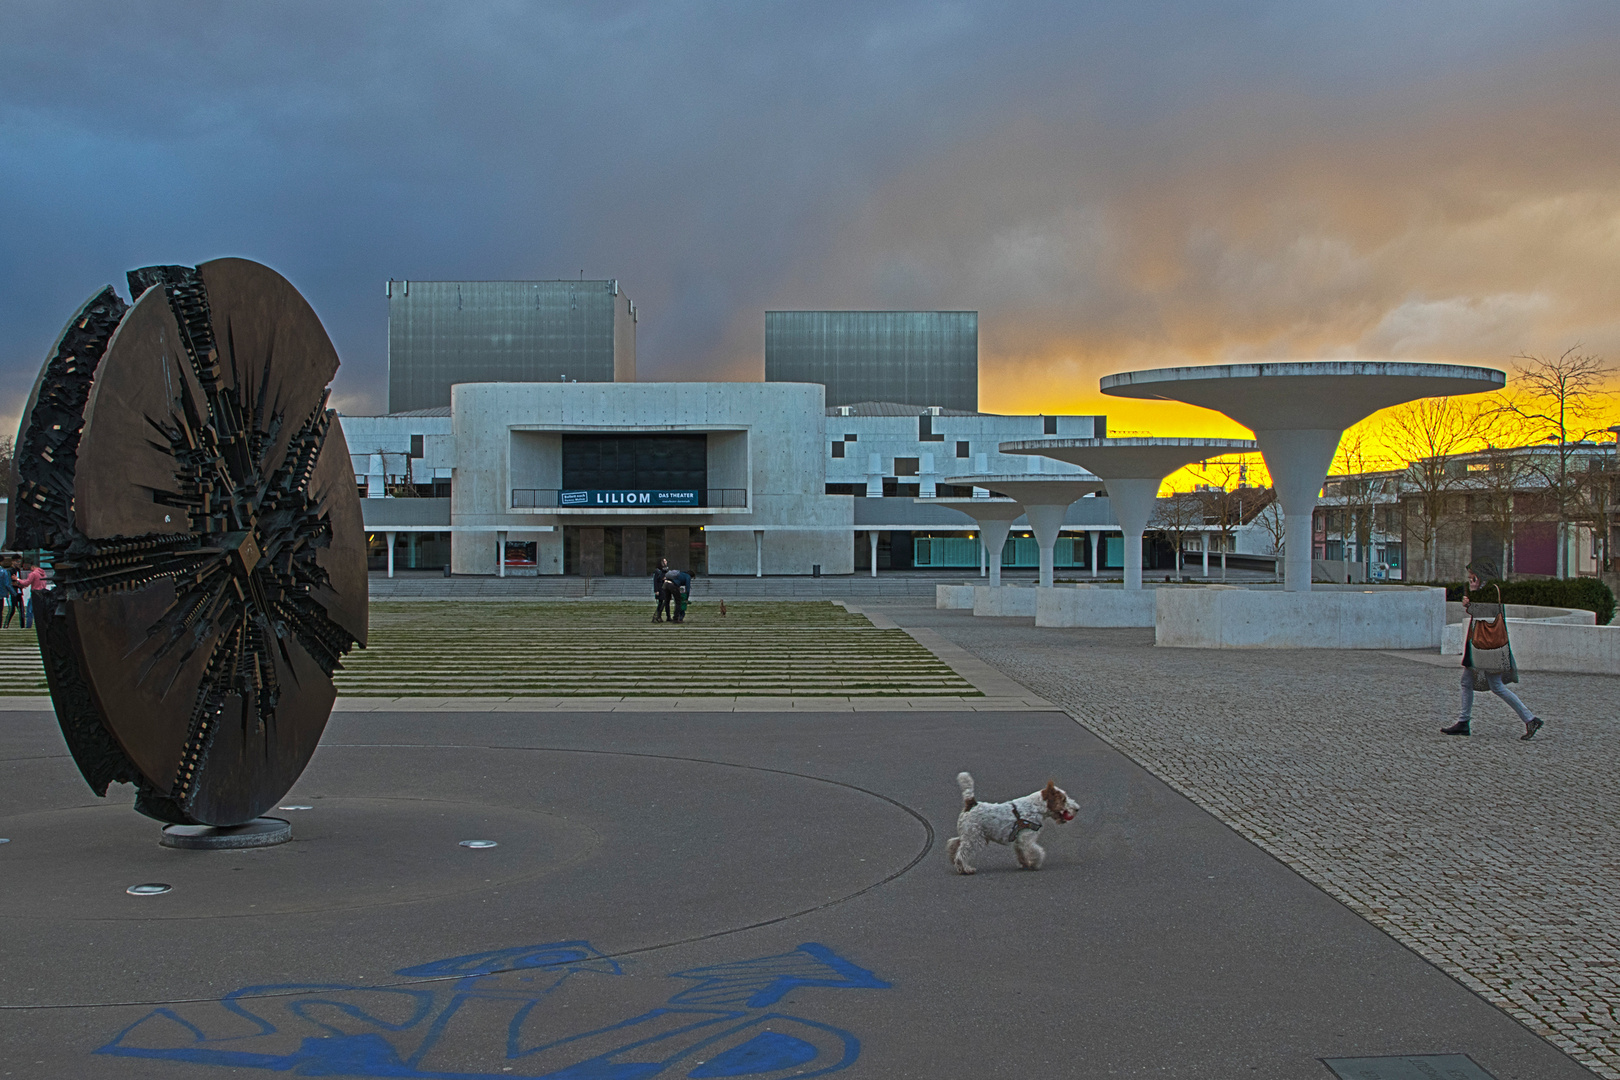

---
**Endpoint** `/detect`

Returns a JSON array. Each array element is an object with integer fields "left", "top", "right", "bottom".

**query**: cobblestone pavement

[{"left": 902, "top": 607, "right": 1620, "bottom": 1078}]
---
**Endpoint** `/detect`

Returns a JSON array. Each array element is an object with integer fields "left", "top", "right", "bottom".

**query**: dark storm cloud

[{"left": 3, "top": 1, "right": 1618, "bottom": 432}]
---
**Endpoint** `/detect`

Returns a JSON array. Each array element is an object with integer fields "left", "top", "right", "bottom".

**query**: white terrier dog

[{"left": 947, "top": 771, "right": 1080, "bottom": 874}]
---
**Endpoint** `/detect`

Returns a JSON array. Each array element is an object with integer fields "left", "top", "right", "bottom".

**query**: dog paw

[{"left": 955, "top": 865, "right": 975, "bottom": 875}]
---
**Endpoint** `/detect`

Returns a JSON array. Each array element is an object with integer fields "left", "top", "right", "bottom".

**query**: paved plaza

[{"left": 0, "top": 594, "right": 1614, "bottom": 1078}]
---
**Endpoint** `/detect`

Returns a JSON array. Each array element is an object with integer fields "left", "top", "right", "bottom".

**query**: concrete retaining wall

[
  {"left": 1035, "top": 586, "right": 1156, "bottom": 628},
  {"left": 937, "top": 584, "right": 976, "bottom": 610},
  {"left": 1441, "top": 604, "right": 1619, "bottom": 674},
  {"left": 1156, "top": 586, "right": 1446, "bottom": 649},
  {"left": 973, "top": 585, "right": 1039, "bottom": 617}
]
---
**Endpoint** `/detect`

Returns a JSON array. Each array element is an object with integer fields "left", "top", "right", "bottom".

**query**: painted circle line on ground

[{"left": 2, "top": 742, "right": 934, "bottom": 1012}]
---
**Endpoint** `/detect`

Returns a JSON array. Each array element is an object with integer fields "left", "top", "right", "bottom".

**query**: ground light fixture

[
  {"left": 126, "top": 883, "right": 172, "bottom": 896},
  {"left": 460, "top": 840, "right": 498, "bottom": 849}
]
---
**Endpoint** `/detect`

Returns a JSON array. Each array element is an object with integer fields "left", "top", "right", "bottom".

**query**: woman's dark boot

[{"left": 1441, "top": 720, "right": 1471, "bottom": 736}]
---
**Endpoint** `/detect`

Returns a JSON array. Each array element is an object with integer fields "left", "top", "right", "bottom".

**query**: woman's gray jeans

[{"left": 1459, "top": 666, "right": 1533, "bottom": 725}]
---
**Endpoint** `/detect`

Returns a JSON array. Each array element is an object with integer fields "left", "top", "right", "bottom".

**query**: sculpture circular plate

[
  {"left": 10, "top": 260, "right": 368, "bottom": 828},
  {"left": 159, "top": 816, "right": 292, "bottom": 850}
]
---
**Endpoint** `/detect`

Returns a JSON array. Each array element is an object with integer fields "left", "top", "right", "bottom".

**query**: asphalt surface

[{"left": 0, "top": 706, "right": 1595, "bottom": 1079}]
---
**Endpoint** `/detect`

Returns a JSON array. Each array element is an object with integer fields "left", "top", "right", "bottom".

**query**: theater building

[{"left": 342, "top": 383, "right": 1115, "bottom": 577}]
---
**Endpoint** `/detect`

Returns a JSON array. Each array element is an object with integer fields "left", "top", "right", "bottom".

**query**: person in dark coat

[
  {"left": 666, "top": 568, "right": 692, "bottom": 623},
  {"left": 1442, "top": 559, "right": 1542, "bottom": 740},
  {"left": 652, "top": 559, "right": 671, "bottom": 623}
]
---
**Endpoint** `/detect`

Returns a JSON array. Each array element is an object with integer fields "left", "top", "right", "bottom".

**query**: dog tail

[{"left": 957, "top": 771, "right": 977, "bottom": 811}]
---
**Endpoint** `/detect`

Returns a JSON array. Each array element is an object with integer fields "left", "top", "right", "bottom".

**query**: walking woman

[{"left": 1443, "top": 559, "right": 1542, "bottom": 740}]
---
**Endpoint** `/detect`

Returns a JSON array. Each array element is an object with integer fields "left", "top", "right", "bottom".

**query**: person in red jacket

[{"left": 14, "top": 560, "right": 47, "bottom": 631}]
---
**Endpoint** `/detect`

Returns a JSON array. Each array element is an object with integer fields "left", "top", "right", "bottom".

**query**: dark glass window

[
  {"left": 1044, "top": 416, "right": 1058, "bottom": 435},
  {"left": 956, "top": 440, "right": 970, "bottom": 459},
  {"left": 561, "top": 434, "right": 707, "bottom": 490},
  {"left": 844, "top": 433, "right": 857, "bottom": 442},
  {"left": 894, "top": 457, "right": 920, "bottom": 477},
  {"left": 831, "top": 442, "right": 845, "bottom": 458},
  {"left": 410, "top": 434, "right": 424, "bottom": 458}
]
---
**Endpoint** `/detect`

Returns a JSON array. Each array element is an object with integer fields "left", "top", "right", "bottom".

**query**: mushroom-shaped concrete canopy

[
  {"left": 943, "top": 474, "right": 1105, "bottom": 587},
  {"left": 914, "top": 497, "right": 1023, "bottom": 587},
  {"left": 1100, "top": 361, "right": 1505, "bottom": 591},
  {"left": 1001, "top": 438, "right": 1257, "bottom": 590}
]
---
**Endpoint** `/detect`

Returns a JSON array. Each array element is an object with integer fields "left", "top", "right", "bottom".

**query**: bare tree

[
  {"left": 1253, "top": 498, "right": 1286, "bottom": 580},
  {"left": 1382, "top": 396, "right": 1489, "bottom": 581},
  {"left": 1151, "top": 492, "right": 1205, "bottom": 578},
  {"left": 1187, "top": 455, "right": 1263, "bottom": 580},
  {"left": 1491, "top": 348, "right": 1617, "bottom": 576}
]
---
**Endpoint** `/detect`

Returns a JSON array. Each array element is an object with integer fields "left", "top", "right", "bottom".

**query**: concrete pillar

[
  {"left": 1202, "top": 539, "right": 1210, "bottom": 577},
  {"left": 868, "top": 530, "right": 879, "bottom": 578},
  {"left": 980, "top": 519, "right": 1014, "bottom": 588},
  {"left": 1024, "top": 504, "right": 1068, "bottom": 589},
  {"left": 1089, "top": 530, "right": 1102, "bottom": 578},
  {"left": 386, "top": 531, "right": 396, "bottom": 578},
  {"left": 497, "top": 530, "right": 507, "bottom": 578},
  {"left": 1101, "top": 478, "right": 1161, "bottom": 591},
  {"left": 1254, "top": 428, "right": 1342, "bottom": 592},
  {"left": 755, "top": 530, "right": 764, "bottom": 578},
  {"left": 979, "top": 537, "right": 987, "bottom": 577}
]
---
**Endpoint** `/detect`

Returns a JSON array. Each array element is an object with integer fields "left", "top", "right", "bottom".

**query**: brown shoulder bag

[{"left": 1471, "top": 585, "right": 1509, "bottom": 650}]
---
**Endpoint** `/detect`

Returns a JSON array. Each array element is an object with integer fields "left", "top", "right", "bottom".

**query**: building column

[
  {"left": 979, "top": 538, "right": 987, "bottom": 578},
  {"left": 868, "top": 530, "right": 879, "bottom": 578},
  {"left": 497, "top": 531, "right": 507, "bottom": 578},
  {"left": 1023, "top": 504, "right": 1067, "bottom": 589},
  {"left": 386, "top": 531, "right": 396, "bottom": 578},
  {"left": 755, "top": 530, "right": 764, "bottom": 578},
  {"left": 1202, "top": 539, "right": 1210, "bottom": 577},
  {"left": 1089, "top": 530, "right": 1102, "bottom": 578}
]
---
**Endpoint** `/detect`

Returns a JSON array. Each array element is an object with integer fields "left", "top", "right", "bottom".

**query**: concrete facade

[{"left": 446, "top": 381, "right": 854, "bottom": 576}]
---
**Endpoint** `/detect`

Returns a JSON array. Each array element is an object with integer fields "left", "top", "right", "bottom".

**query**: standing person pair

[
  {"left": 1442, "top": 559, "right": 1542, "bottom": 741},
  {"left": 650, "top": 557, "right": 692, "bottom": 624}
]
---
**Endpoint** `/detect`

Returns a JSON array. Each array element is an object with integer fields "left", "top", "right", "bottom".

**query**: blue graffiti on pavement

[{"left": 96, "top": 941, "right": 888, "bottom": 1079}]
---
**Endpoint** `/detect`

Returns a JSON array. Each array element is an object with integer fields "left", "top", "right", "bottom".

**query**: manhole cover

[{"left": 1323, "top": 1055, "right": 1497, "bottom": 1080}]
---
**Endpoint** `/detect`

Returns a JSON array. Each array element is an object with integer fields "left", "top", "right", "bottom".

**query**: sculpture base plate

[{"left": 159, "top": 817, "right": 291, "bottom": 850}]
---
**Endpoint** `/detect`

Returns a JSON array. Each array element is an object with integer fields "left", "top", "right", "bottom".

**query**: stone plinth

[
  {"left": 1155, "top": 585, "right": 1446, "bottom": 649},
  {"left": 973, "top": 585, "right": 1039, "bottom": 617},
  {"left": 1035, "top": 585, "right": 1156, "bottom": 628},
  {"left": 937, "top": 584, "right": 976, "bottom": 609}
]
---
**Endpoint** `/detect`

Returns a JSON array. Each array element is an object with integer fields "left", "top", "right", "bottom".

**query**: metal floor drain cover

[
  {"left": 278, "top": 805, "right": 313, "bottom": 811},
  {"left": 1323, "top": 1055, "right": 1497, "bottom": 1080},
  {"left": 127, "top": 883, "right": 172, "bottom": 896},
  {"left": 459, "top": 840, "right": 498, "bottom": 849}
]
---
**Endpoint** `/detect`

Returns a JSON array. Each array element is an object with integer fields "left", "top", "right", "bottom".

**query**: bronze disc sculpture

[{"left": 9, "top": 258, "right": 367, "bottom": 828}]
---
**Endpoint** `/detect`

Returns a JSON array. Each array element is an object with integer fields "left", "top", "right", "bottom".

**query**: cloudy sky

[{"left": 4, "top": 1, "right": 1618, "bottom": 442}]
